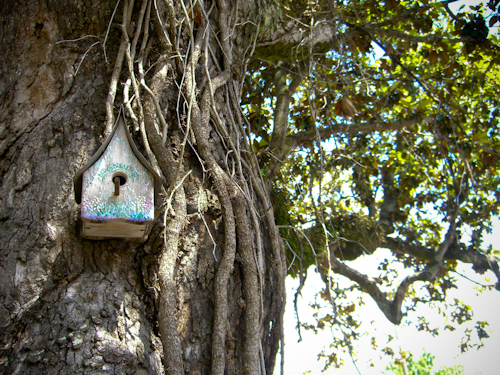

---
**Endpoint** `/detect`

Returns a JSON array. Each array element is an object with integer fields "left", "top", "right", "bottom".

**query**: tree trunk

[{"left": 0, "top": 1, "right": 285, "bottom": 374}]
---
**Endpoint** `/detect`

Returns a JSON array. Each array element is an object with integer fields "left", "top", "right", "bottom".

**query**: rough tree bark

[{"left": 0, "top": 0, "right": 285, "bottom": 374}]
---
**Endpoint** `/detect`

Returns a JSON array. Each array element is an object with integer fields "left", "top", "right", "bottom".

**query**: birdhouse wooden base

[{"left": 81, "top": 219, "right": 152, "bottom": 240}]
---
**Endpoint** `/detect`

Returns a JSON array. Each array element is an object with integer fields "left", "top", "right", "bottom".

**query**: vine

[{"left": 100, "top": 0, "right": 286, "bottom": 373}]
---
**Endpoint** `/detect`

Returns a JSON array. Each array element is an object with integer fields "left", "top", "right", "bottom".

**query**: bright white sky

[{"left": 281, "top": 1, "right": 498, "bottom": 374}]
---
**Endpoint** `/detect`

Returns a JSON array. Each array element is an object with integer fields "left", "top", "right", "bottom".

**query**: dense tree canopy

[{"left": 244, "top": 0, "right": 500, "bottom": 368}]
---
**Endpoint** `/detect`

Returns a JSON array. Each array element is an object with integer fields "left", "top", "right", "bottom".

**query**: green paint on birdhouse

[{"left": 74, "top": 110, "right": 161, "bottom": 240}]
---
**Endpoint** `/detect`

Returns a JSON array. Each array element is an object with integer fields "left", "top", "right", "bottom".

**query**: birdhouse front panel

[{"left": 80, "top": 119, "right": 154, "bottom": 238}]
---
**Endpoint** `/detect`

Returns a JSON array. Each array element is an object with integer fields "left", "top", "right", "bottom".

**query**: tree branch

[
  {"left": 328, "top": 211, "right": 470, "bottom": 324},
  {"left": 255, "top": 1, "right": 465, "bottom": 60},
  {"left": 289, "top": 115, "right": 433, "bottom": 146},
  {"left": 329, "top": 253, "right": 406, "bottom": 324},
  {"left": 256, "top": 22, "right": 337, "bottom": 49},
  {"left": 265, "top": 66, "right": 302, "bottom": 186},
  {"left": 385, "top": 237, "right": 500, "bottom": 290},
  {"left": 365, "top": 2, "right": 435, "bottom": 28}
]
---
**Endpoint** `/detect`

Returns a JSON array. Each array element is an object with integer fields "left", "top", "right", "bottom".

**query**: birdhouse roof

[{"left": 74, "top": 109, "right": 161, "bottom": 205}]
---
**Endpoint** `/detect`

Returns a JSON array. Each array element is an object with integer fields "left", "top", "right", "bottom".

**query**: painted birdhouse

[{"left": 74, "top": 111, "right": 161, "bottom": 240}]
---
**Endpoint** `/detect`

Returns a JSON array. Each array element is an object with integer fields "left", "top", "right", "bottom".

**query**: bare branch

[
  {"left": 329, "top": 254, "right": 403, "bottom": 324},
  {"left": 105, "top": 0, "right": 131, "bottom": 134},
  {"left": 385, "top": 237, "right": 500, "bottom": 289},
  {"left": 329, "top": 211, "right": 464, "bottom": 324},
  {"left": 130, "top": 0, "right": 150, "bottom": 62}
]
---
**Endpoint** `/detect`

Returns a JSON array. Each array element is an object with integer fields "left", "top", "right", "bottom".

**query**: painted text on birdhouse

[{"left": 74, "top": 112, "right": 160, "bottom": 240}]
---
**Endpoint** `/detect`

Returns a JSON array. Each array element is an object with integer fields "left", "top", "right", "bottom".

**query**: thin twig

[
  {"left": 277, "top": 225, "right": 318, "bottom": 262},
  {"left": 74, "top": 41, "right": 100, "bottom": 77},
  {"left": 103, "top": 0, "right": 122, "bottom": 62},
  {"left": 130, "top": 0, "right": 150, "bottom": 62},
  {"left": 105, "top": 0, "right": 130, "bottom": 134},
  {"left": 56, "top": 35, "right": 99, "bottom": 44}
]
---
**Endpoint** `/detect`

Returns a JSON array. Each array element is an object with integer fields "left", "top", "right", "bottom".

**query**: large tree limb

[
  {"left": 256, "top": 22, "right": 337, "bottom": 49},
  {"left": 255, "top": 3, "right": 466, "bottom": 61},
  {"left": 329, "top": 253, "right": 428, "bottom": 325},
  {"left": 385, "top": 237, "right": 500, "bottom": 290},
  {"left": 329, "top": 215, "right": 459, "bottom": 324},
  {"left": 254, "top": 21, "right": 364, "bottom": 62}
]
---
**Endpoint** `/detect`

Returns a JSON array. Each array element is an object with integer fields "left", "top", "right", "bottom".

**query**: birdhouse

[{"left": 74, "top": 110, "right": 161, "bottom": 240}]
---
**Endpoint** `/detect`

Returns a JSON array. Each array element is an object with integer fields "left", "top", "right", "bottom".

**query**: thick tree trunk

[{"left": 0, "top": 1, "right": 285, "bottom": 374}]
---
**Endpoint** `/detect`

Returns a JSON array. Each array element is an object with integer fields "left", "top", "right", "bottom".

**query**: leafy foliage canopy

[{"left": 242, "top": 0, "right": 500, "bottom": 367}]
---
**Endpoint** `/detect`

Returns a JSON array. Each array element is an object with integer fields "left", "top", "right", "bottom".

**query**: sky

[{"left": 281, "top": 1, "right": 499, "bottom": 373}]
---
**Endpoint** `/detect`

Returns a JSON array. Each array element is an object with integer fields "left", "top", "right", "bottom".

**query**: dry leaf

[
  {"left": 380, "top": 59, "right": 391, "bottom": 71},
  {"left": 335, "top": 98, "right": 358, "bottom": 119},
  {"left": 490, "top": 16, "right": 498, "bottom": 28},
  {"left": 189, "top": 5, "right": 202, "bottom": 24},
  {"left": 438, "top": 50, "right": 449, "bottom": 65},
  {"left": 429, "top": 50, "right": 438, "bottom": 65}
]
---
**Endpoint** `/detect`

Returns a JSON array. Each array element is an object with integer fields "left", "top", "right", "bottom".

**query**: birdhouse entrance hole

[
  {"left": 112, "top": 173, "right": 127, "bottom": 186},
  {"left": 112, "top": 173, "right": 127, "bottom": 196}
]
